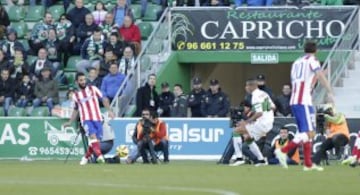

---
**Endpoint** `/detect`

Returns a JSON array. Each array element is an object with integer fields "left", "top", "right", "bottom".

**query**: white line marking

[{"left": 0, "top": 179, "right": 240, "bottom": 195}]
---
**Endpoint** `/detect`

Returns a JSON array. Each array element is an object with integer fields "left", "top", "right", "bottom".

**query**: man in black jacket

[
  {"left": 275, "top": 84, "right": 292, "bottom": 117},
  {"left": 0, "top": 69, "right": 15, "bottom": 116},
  {"left": 201, "top": 79, "right": 230, "bottom": 117},
  {"left": 188, "top": 77, "right": 206, "bottom": 117},
  {"left": 134, "top": 74, "right": 159, "bottom": 117},
  {"left": 158, "top": 82, "right": 174, "bottom": 117}
]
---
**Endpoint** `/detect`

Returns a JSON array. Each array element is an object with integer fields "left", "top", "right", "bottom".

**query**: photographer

[
  {"left": 131, "top": 108, "right": 169, "bottom": 164},
  {"left": 313, "top": 104, "right": 350, "bottom": 165}
]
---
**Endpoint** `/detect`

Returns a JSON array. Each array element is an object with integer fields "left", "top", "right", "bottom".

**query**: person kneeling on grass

[{"left": 342, "top": 130, "right": 360, "bottom": 167}]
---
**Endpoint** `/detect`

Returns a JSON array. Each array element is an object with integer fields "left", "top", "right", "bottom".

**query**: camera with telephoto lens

[
  {"left": 229, "top": 107, "right": 244, "bottom": 128},
  {"left": 316, "top": 105, "right": 332, "bottom": 134},
  {"left": 141, "top": 118, "right": 154, "bottom": 136}
]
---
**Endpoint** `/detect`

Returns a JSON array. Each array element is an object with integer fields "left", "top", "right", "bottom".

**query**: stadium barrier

[{"left": 1, "top": 117, "right": 360, "bottom": 160}]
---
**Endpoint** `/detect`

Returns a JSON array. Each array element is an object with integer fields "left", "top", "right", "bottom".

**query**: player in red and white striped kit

[
  {"left": 342, "top": 131, "right": 360, "bottom": 167},
  {"left": 275, "top": 41, "right": 334, "bottom": 171},
  {"left": 65, "top": 72, "right": 114, "bottom": 165}
]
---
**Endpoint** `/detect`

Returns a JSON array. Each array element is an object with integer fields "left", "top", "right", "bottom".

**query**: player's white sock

[
  {"left": 232, "top": 137, "right": 243, "bottom": 159},
  {"left": 248, "top": 142, "right": 264, "bottom": 161},
  {"left": 293, "top": 132, "right": 309, "bottom": 144}
]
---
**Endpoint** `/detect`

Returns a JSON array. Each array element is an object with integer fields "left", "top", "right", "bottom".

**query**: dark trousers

[
  {"left": 138, "top": 139, "right": 169, "bottom": 163},
  {"left": 313, "top": 134, "right": 349, "bottom": 164}
]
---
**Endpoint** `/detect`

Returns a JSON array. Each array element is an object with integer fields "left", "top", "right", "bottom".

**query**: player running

[
  {"left": 275, "top": 41, "right": 334, "bottom": 171},
  {"left": 64, "top": 72, "right": 115, "bottom": 165}
]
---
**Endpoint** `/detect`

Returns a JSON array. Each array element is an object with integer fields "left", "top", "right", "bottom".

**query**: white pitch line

[{"left": 0, "top": 179, "right": 240, "bottom": 195}]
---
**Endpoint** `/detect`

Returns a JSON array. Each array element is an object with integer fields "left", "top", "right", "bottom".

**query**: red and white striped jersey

[
  {"left": 290, "top": 54, "right": 321, "bottom": 106},
  {"left": 72, "top": 85, "right": 103, "bottom": 122}
]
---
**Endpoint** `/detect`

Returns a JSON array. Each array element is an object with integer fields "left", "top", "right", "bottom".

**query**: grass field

[{"left": 0, "top": 160, "right": 358, "bottom": 195}]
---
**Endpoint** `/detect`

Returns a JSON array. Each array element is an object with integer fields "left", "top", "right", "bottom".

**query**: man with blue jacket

[{"left": 100, "top": 62, "right": 125, "bottom": 103}]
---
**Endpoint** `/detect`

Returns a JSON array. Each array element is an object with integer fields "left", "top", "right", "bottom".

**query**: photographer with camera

[
  {"left": 313, "top": 104, "right": 350, "bottom": 165},
  {"left": 132, "top": 108, "right": 169, "bottom": 164},
  {"left": 234, "top": 78, "right": 275, "bottom": 166}
]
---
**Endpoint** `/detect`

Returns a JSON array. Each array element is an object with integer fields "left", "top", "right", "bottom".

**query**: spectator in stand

[
  {"left": 256, "top": 74, "right": 274, "bottom": 100},
  {"left": 134, "top": 73, "right": 159, "bottom": 117},
  {"left": 55, "top": 14, "right": 75, "bottom": 65},
  {"left": 67, "top": 0, "right": 91, "bottom": 29},
  {"left": 275, "top": 84, "right": 292, "bottom": 117},
  {"left": 76, "top": 28, "right": 107, "bottom": 73},
  {"left": 100, "top": 62, "right": 125, "bottom": 103},
  {"left": 99, "top": 46, "right": 118, "bottom": 78},
  {"left": 92, "top": 1, "right": 108, "bottom": 26},
  {"left": 158, "top": 82, "right": 174, "bottom": 117},
  {"left": 201, "top": 0, "right": 230, "bottom": 6},
  {"left": 0, "top": 5, "right": 10, "bottom": 40},
  {"left": 112, "top": 0, "right": 133, "bottom": 28},
  {"left": 119, "top": 46, "right": 135, "bottom": 75},
  {"left": 32, "top": 67, "right": 59, "bottom": 114},
  {"left": 87, "top": 67, "right": 102, "bottom": 89},
  {"left": 188, "top": 77, "right": 206, "bottom": 117},
  {"left": 29, "top": 12, "right": 55, "bottom": 55},
  {"left": 0, "top": 69, "right": 15, "bottom": 116},
  {"left": 107, "top": 32, "right": 126, "bottom": 59},
  {"left": 0, "top": 28, "right": 24, "bottom": 60},
  {"left": 119, "top": 16, "right": 141, "bottom": 55},
  {"left": 171, "top": 84, "right": 188, "bottom": 117},
  {"left": 15, "top": 74, "right": 34, "bottom": 108},
  {"left": 201, "top": 79, "right": 230, "bottom": 117},
  {"left": 42, "top": 28, "right": 61, "bottom": 72},
  {"left": 234, "top": 0, "right": 272, "bottom": 6},
  {"left": 0, "top": 50, "right": 8, "bottom": 70},
  {"left": 100, "top": 13, "right": 117, "bottom": 39},
  {"left": 29, "top": 48, "right": 56, "bottom": 81},
  {"left": 73, "top": 13, "right": 98, "bottom": 55},
  {"left": 7, "top": 48, "right": 29, "bottom": 82},
  {"left": 61, "top": 88, "right": 75, "bottom": 108}
]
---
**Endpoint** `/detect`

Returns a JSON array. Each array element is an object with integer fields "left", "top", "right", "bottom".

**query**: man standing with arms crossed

[
  {"left": 275, "top": 41, "right": 334, "bottom": 171},
  {"left": 65, "top": 72, "right": 114, "bottom": 165}
]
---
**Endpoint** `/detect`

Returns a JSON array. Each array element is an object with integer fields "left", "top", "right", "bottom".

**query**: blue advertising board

[{"left": 109, "top": 118, "right": 233, "bottom": 159}]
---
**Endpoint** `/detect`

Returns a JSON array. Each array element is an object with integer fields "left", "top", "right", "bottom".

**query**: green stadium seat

[
  {"left": 0, "top": 108, "right": 4, "bottom": 116},
  {"left": 18, "top": 39, "right": 30, "bottom": 52},
  {"left": 143, "top": 4, "right": 162, "bottom": 21},
  {"left": 84, "top": 3, "right": 94, "bottom": 12},
  {"left": 138, "top": 22, "right": 153, "bottom": 40},
  {"left": 10, "top": 22, "right": 28, "bottom": 39},
  {"left": 8, "top": 107, "right": 27, "bottom": 117},
  {"left": 66, "top": 4, "right": 75, "bottom": 13},
  {"left": 65, "top": 72, "right": 75, "bottom": 84},
  {"left": 25, "top": 6, "right": 45, "bottom": 22},
  {"left": 105, "top": 3, "right": 115, "bottom": 11},
  {"left": 140, "top": 55, "right": 151, "bottom": 72},
  {"left": 48, "top": 5, "right": 65, "bottom": 21},
  {"left": 65, "top": 56, "right": 82, "bottom": 72},
  {"left": 8, "top": 6, "right": 26, "bottom": 22},
  {"left": 146, "top": 39, "right": 163, "bottom": 55},
  {"left": 30, "top": 107, "right": 50, "bottom": 117},
  {"left": 131, "top": 4, "right": 142, "bottom": 20},
  {"left": 155, "top": 23, "right": 168, "bottom": 39}
]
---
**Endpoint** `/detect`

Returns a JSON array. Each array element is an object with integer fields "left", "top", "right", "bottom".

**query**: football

[{"left": 116, "top": 145, "right": 129, "bottom": 157}]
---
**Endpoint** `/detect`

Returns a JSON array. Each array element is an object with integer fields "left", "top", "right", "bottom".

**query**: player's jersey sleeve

[
  {"left": 251, "top": 92, "right": 263, "bottom": 113},
  {"left": 71, "top": 93, "right": 78, "bottom": 110},
  {"left": 310, "top": 58, "right": 321, "bottom": 72}
]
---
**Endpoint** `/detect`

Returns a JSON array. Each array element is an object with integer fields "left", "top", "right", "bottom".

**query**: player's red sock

[
  {"left": 281, "top": 141, "right": 298, "bottom": 153},
  {"left": 91, "top": 141, "right": 102, "bottom": 157},
  {"left": 352, "top": 146, "right": 358, "bottom": 156},
  {"left": 85, "top": 146, "right": 93, "bottom": 159},
  {"left": 303, "top": 141, "right": 312, "bottom": 167}
]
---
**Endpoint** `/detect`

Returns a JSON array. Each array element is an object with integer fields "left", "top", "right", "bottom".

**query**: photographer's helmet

[{"left": 323, "top": 104, "right": 334, "bottom": 114}]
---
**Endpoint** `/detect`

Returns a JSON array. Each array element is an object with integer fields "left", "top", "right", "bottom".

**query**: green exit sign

[{"left": 251, "top": 53, "right": 279, "bottom": 64}]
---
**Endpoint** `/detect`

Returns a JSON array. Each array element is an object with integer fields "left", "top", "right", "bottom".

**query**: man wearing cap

[
  {"left": 32, "top": 67, "right": 59, "bottom": 114},
  {"left": 188, "top": 77, "right": 206, "bottom": 117},
  {"left": 158, "top": 82, "right": 174, "bottom": 117},
  {"left": 256, "top": 74, "right": 274, "bottom": 100},
  {"left": 171, "top": 84, "right": 188, "bottom": 117},
  {"left": 201, "top": 79, "right": 230, "bottom": 117}
]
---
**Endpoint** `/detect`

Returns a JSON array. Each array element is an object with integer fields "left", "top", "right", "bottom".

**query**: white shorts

[{"left": 245, "top": 121, "right": 273, "bottom": 141}]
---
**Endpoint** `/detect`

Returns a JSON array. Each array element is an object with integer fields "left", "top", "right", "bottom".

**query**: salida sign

[{"left": 171, "top": 7, "right": 355, "bottom": 51}]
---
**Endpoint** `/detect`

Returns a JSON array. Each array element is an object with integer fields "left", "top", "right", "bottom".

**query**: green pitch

[{"left": 0, "top": 160, "right": 357, "bottom": 195}]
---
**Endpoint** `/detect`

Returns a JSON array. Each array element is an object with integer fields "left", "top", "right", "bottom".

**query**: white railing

[{"left": 312, "top": 6, "right": 359, "bottom": 105}]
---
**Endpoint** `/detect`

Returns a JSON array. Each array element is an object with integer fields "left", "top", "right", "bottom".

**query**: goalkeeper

[{"left": 313, "top": 105, "right": 350, "bottom": 165}]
